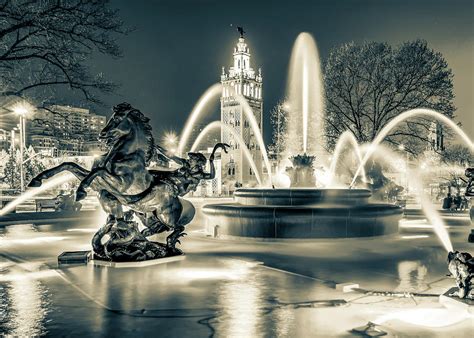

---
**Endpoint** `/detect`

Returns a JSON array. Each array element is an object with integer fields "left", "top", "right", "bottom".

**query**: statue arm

[{"left": 203, "top": 159, "right": 215, "bottom": 180}]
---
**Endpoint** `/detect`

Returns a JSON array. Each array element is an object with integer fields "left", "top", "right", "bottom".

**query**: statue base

[
  {"left": 439, "top": 287, "right": 474, "bottom": 314},
  {"left": 90, "top": 253, "right": 185, "bottom": 268},
  {"left": 58, "top": 251, "right": 91, "bottom": 266}
]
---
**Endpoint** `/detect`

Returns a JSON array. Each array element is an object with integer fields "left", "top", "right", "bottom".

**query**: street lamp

[
  {"left": 12, "top": 101, "right": 34, "bottom": 192},
  {"left": 398, "top": 144, "right": 409, "bottom": 193}
]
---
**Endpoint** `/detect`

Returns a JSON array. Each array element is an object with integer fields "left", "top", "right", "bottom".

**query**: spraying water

[
  {"left": 233, "top": 93, "right": 272, "bottom": 185},
  {"left": 190, "top": 121, "right": 263, "bottom": 185},
  {"left": 0, "top": 173, "right": 74, "bottom": 216},
  {"left": 363, "top": 143, "right": 453, "bottom": 252},
  {"left": 327, "top": 130, "right": 367, "bottom": 186},
  {"left": 286, "top": 32, "right": 325, "bottom": 157},
  {"left": 351, "top": 108, "right": 474, "bottom": 187},
  {"left": 178, "top": 83, "right": 222, "bottom": 155}
]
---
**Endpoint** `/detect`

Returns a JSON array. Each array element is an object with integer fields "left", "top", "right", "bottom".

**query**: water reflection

[
  {"left": 395, "top": 261, "right": 428, "bottom": 293},
  {"left": 0, "top": 263, "right": 49, "bottom": 336},
  {"left": 215, "top": 260, "right": 264, "bottom": 337}
]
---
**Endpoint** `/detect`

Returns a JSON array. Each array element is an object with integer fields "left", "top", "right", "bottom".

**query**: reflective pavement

[{"left": 0, "top": 215, "right": 473, "bottom": 337}]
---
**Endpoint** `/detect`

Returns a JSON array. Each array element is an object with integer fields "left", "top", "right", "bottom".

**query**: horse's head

[{"left": 99, "top": 103, "right": 134, "bottom": 146}]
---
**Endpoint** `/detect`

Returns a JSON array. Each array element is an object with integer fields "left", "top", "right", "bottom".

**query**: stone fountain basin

[{"left": 202, "top": 188, "right": 402, "bottom": 239}]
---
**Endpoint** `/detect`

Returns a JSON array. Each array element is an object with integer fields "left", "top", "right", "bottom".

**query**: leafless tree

[
  {"left": 324, "top": 40, "right": 455, "bottom": 154},
  {"left": 0, "top": 0, "right": 128, "bottom": 113}
]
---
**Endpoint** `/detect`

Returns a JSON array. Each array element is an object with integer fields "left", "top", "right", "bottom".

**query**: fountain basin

[{"left": 202, "top": 188, "right": 402, "bottom": 239}]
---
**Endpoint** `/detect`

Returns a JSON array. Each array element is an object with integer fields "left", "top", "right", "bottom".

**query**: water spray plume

[
  {"left": 233, "top": 93, "right": 272, "bottom": 185},
  {"left": 351, "top": 108, "right": 474, "bottom": 187},
  {"left": 328, "top": 130, "right": 367, "bottom": 186},
  {"left": 178, "top": 83, "right": 222, "bottom": 155},
  {"left": 286, "top": 32, "right": 325, "bottom": 156},
  {"left": 190, "top": 121, "right": 263, "bottom": 186},
  {"left": 362, "top": 144, "right": 453, "bottom": 252},
  {"left": 302, "top": 62, "right": 309, "bottom": 153},
  {"left": 0, "top": 173, "right": 75, "bottom": 217}
]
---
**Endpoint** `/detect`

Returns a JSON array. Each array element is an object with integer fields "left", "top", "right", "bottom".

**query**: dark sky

[{"left": 89, "top": 0, "right": 474, "bottom": 144}]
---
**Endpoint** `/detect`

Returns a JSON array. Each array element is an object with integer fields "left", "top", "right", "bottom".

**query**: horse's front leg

[{"left": 28, "top": 162, "right": 90, "bottom": 187}]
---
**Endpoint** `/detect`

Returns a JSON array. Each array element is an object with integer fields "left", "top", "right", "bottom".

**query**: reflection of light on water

[
  {"left": 401, "top": 235, "right": 430, "bottom": 239},
  {"left": 395, "top": 261, "right": 427, "bottom": 293},
  {"left": 0, "top": 236, "right": 67, "bottom": 247},
  {"left": 8, "top": 278, "right": 46, "bottom": 336},
  {"left": 174, "top": 260, "right": 259, "bottom": 281},
  {"left": 67, "top": 228, "right": 97, "bottom": 233},
  {"left": 0, "top": 269, "right": 57, "bottom": 282},
  {"left": 1, "top": 262, "right": 50, "bottom": 336},
  {"left": 216, "top": 260, "right": 263, "bottom": 338},
  {"left": 0, "top": 224, "right": 68, "bottom": 248},
  {"left": 373, "top": 308, "right": 472, "bottom": 328}
]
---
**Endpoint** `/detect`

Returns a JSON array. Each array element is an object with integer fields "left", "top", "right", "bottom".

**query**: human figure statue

[
  {"left": 237, "top": 26, "right": 245, "bottom": 38},
  {"left": 29, "top": 102, "right": 229, "bottom": 261}
]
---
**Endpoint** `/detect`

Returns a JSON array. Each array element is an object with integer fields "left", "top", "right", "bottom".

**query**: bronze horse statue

[{"left": 29, "top": 103, "right": 228, "bottom": 261}]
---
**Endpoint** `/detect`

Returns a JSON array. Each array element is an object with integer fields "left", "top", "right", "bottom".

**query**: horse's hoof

[
  {"left": 28, "top": 179, "right": 42, "bottom": 187},
  {"left": 75, "top": 189, "right": 87, "bottom": 201}
]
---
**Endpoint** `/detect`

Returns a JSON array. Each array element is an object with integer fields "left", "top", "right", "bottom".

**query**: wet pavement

[{"left": 0, "top": 211, "right": 473, "bottom": 337}]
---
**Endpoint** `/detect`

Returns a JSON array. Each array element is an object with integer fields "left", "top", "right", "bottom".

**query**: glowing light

[
  {"left": 191, "top": 121, "right": 262, "bottom": 185},
  {"left": 66, "top": 228, "right": 97, "bottom": 233},
  {"left": 327, "top": 130, "right": 367, "bottom": 186},
  {"left": 351, "top": 108, "right": 474, "bottom": 187},
  {"left": 401, "top": 235, "right": 430, "bottom": 239},
  {"left": 373, "top": 308, "right": 472, "bottom": 328},
  {"left": 0, "top": 173, "right": 75, "bottom": 216},
  {"left": 11, "top": 101, "right": 34, "bottom": 116},
  {"left": 178, "top": 83, "right": 222, "bottom": 155}
]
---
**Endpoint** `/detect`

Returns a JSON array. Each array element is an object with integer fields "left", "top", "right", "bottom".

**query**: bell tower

[{"left": 220, "top": 29, "right": 263, "bottom": 191}]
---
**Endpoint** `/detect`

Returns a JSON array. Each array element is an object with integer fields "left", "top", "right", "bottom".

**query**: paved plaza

[{"left": 0, "top": 208, "right": 472, "bottom": 337}]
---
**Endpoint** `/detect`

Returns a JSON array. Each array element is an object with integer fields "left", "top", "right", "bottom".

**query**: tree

[
  {"left": 0, "top": 0, "right": 127, "bottom": 110},
  {"left": 324, "top": 40, "right": 455, "bottom": 154},
  {"left": 1, "top": 149, "right": 45, "bottom": 191},
  {"left": 442, "top": 144, "right": 474, "bottom": 167},
  {"left": 268, "top": 100, "right": 289, "bottom": 160}
]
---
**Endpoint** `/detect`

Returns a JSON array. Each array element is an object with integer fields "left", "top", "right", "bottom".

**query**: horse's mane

[{"left": 127, "top": 109, "right": 155, "bottom": 165}]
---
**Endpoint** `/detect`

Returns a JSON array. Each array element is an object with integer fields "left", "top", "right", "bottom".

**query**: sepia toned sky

[{"left": 90, "top": 0, "right": 473, "bottom": 143}]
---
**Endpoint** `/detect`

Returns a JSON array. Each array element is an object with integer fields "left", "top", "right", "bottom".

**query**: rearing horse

[{"left": 29, "top": 103, "right": 226, "bottom": 255}]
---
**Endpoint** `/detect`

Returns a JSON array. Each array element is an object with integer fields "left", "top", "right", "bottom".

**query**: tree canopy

[
  {"left": 0, "top": 0, "right": 127, "bottom": 108},
  {"left": 324, "top": 39, "right": 455, "bottom": 154}
]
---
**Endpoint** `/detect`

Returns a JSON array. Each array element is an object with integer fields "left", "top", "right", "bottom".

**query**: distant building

[
  {"left": 428, "top": 121, "right": 444, "bottom": 151},
  {"left": 220, "top": 31, "right": 263, "bottom": 191},
  {"left": 28, "top": 105, "right": 107, "bottom": 156}
]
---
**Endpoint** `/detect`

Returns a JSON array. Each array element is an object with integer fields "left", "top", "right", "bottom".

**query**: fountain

[
  {"left": 201, "top": 33, "right": 402, "bottom": 239},
  {"left": 286, "top": 154, "right": 316, "bottom": 187}
]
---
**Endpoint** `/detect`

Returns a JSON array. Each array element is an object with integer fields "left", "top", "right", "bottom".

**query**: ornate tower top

[{"left": 221, "top": 28, "right": 261, "bottom": 82}]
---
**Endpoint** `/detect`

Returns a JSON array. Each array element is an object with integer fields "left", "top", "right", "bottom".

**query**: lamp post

[
  {"left": 12, "top": 102, "right": 32, "bottom": 193},
  {"left": 398, "top": 144, "right": 409, "bottom": 193}
]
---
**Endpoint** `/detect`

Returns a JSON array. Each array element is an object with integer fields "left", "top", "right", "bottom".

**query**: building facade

[
  {"left": 220, "top": 32, "right": 263, "bottom": 190},
  {"left": 28, "top": 105, "right": 107, "bottom": 156}
]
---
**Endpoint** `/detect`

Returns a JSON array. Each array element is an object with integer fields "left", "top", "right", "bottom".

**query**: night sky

[{"left": 89, "top": 0, "right": 473, "bottom": 144}]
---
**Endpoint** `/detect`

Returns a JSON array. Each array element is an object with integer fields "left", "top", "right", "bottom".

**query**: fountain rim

[{"left": 234, "top": 187, "right": 371, "bottom": 196}]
